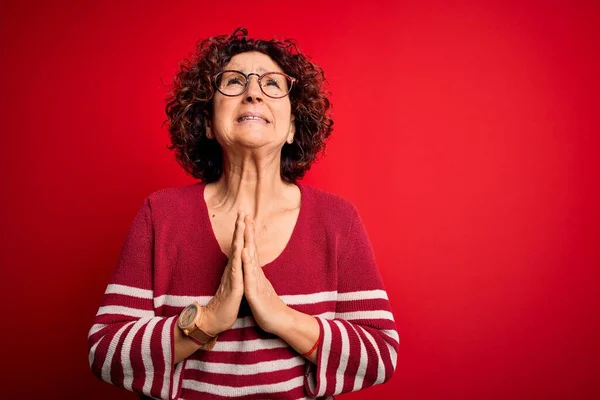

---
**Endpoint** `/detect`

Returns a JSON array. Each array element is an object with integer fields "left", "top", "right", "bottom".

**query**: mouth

[{"left": 236, "top": 112, "right": 270, "bottom": 124}]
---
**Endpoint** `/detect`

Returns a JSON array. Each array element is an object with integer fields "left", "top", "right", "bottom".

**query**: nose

[{"left": 244, "top": 73, "right": 263, "bottom": 103}]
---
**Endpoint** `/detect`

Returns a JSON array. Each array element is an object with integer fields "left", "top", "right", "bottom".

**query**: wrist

[
  {"left": 201, "top": 306, "right": 220, "bottom": 336},
  {"left": 270, "top": 305, "right": 296, "bottom": 338}
]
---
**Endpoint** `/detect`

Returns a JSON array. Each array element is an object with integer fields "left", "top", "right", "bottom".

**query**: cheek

[
  {"left": 212, "top": 99, "right": 235, "bottom": 127},
  {"left": 274, "top": 102, "right": 293, "bottom": 124}
]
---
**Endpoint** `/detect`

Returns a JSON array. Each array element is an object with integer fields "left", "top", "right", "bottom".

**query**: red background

[{"left": 1, "top": 0, "right": 599, "bottom": 398}]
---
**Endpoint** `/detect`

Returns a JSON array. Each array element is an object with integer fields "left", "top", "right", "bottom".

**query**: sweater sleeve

[
  {"left": 87, "top": 198, "right": 185, "bottom": 400},
  {"left": 304, "top": 206, "right": 399, "bottom": 397}
]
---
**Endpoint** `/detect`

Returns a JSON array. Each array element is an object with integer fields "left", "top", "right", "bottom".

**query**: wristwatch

[{"left": 177, "top": 301, "right": 218, "bottom": 350}]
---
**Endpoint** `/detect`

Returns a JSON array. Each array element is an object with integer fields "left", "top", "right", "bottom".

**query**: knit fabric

[{"left": 88, "top": 182, "right": 399, "bottom": 399}]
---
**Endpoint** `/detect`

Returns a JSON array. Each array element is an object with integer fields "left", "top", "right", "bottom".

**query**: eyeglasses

[{"left": 213, "top": 70, "right": 297, "bottom": 99}]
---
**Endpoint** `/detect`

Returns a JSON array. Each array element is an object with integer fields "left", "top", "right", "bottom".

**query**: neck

[{"left": 210, "top": 151, "right": 289, "bottom": 219}]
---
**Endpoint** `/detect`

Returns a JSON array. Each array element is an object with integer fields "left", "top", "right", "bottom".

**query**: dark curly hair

[{"left": 164, "top": 27, "right": 333, "bottom": 183}]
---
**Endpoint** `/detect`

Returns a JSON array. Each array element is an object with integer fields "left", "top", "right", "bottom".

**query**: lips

[{"left": 236, "top": 112, "right": 270, "bottom": 124}]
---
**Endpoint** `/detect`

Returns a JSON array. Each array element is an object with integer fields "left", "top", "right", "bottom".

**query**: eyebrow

[{"left": 231, "top": 67, "right": 275, "bottom": 74}]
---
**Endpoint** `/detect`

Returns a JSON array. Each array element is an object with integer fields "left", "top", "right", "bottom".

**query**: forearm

[
  {"left": 173, "top": 322, "right": 203, "bottom": 364},
  {"left": 273, "top": 306, "right": 320, "bottom": 363}
]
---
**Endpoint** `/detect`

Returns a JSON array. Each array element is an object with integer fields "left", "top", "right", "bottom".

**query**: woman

[{"left": 88, "top": 27, "right": 398, "bottom": 399}]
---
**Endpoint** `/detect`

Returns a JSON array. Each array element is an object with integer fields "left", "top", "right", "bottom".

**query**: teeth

[{"left": 239, "top": 116, "right": 266, "bottom": 122}]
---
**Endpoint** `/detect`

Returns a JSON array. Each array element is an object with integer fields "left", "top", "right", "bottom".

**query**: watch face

[{"left": 180, "top": 304, "right": 198, "bottom": 327}]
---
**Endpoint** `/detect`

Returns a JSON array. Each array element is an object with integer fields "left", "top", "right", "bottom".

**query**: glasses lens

[
  {"left": 216, "top": 71, "right": 247, "bottom": 96},
  {"left": 260, "top": 73, "right": 292, "bottom": 98}
]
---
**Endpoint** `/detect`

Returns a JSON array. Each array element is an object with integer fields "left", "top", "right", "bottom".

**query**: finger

[
  {"left": 243, "top": 215, "right": 254, "bottom": 249},
  {"left": 246, "top": 217, "right": 259, "bottom": 256},
  {"left": 245, "top": 218, "right": 261, "bottom": 266},
  {"left": 241, "top": 247, "right": 256, "bottom": 284},
  {"left": 231, "top": 212, "right": 245, "bottom": 265}
]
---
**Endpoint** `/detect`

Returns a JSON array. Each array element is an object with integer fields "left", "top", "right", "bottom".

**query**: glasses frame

[{"left": 213, "top": 70, "right": 297, "bottom": 99}]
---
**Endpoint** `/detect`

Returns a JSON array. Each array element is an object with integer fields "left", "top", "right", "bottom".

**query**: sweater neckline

[{"left": 198, "top": 181, "right": 305, "bottom": 269}]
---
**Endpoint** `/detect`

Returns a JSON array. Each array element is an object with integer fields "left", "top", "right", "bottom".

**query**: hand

[
  {"left": 203, "top": 212, "right": 246, "bottom": 335},
  {"left": 242, "top": 215, "right": 290, "bottom": 334}
]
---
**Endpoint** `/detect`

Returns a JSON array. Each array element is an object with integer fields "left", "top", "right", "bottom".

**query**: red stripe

[
  {"left": 336, "top": 318, "right": 395, "bottom": 329},
  {"left": 197, "top": 346, "right": 296, "bottom": 364},
  {"left": 149, "top": 318, "right": 167, "bottom": 397},
  {"left": 88, "top": 325, "right": 109, "bottom": 346},
  {"left": 181, "top": 385, "right": 306, "bottom": 400},
  {"left": 89, "top": 324, "right": 122, "bottom": 378},
  {"left": 338, "top": 319, "right": 361, "bottom": 393},
  {"left": 94, "top": 313, "right": 141, "bottom": 325},
  {"left": 353, "top": 324, "right": 379, "bottom": 387},
  {"left": 362, "top": 325, "right": 397, "bottom": 381},
  {"left": 324, "top": 319, "right": 343, "bottom": 394},
  {"left": 109, "top": 323, "right": 136, "bottom": 388},
  {"left": 184, "top": 364, "right": 305, "bottom": 387},
  {"left": 101, "top": 293, "right": 153, "bottom": 310},
  {"left": 129, "top": 320, "right": 149, "bottom": 392},
  {"left": 336, "top": 297, "right": 393, "bottom": 312}
]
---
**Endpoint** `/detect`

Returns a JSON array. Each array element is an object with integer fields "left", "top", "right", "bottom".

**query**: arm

[
  {"left": 240, "top": 210, "right": 398, "bottom": 396},
  {"left": 272, "top": 307, "right": 321, "bottom": 364},
  {"left": 303, "top": 206, "right": 399, "bottom": 397},
  {"left": 240, "top": 217, "right": 321, "bottom": 364},
  {"left": 87, "top": 198, "right": 188, "bottom": 400}
]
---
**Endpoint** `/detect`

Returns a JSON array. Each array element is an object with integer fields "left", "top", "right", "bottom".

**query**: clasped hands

[{"left": 203, "top": 212, "right": 290, "bottom": 337}]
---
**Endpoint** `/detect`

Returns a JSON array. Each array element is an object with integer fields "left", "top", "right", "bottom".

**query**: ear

[
  {"left": 287, "top": 116, "right": 296, "bottom": 143},
  {"left": 205, "top": 110, "right": 213, "bottom": 139}
]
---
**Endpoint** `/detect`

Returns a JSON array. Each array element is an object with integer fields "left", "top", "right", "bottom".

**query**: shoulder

[
  {"left": 146, "top": 182, "right": 203, "bottom": 202},
  {"left": 299, "top": 182, "right": 360, "bottom": 225},
  {"left": 142, "top": 182, "right": 205, "bottom": 218}
]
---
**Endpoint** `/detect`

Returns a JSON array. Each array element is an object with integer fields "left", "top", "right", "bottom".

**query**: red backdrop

[{"left": 1, "top": 0, "right": 598, "bottom": 398}]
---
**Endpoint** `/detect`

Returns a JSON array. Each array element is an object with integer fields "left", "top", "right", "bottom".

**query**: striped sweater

[{"left": 88, "top": 182, "right": 399, "bottom": 399}]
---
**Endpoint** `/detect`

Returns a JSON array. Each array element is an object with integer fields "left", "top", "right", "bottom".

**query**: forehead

[{"left": 224, "top": 51, "right": 284, "bottom": 74}]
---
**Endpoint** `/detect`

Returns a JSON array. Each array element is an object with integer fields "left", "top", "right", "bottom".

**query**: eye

[
  {"left": 226, "top": 77, "right": 244, "bottom": 86},
  {"left": 264, "top": 78, "right": 281, "bottom": 88}
]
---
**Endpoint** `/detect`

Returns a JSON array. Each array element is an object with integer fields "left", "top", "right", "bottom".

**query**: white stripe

[
  {"left": 97, "top": 305, "right": 154, "bottom": 318},
  {"left": 172, "top": 359, "right": 185, "bottom": 399},
  {"left": 141, "top": 317, "right": 161, "bottom": 395},
  {"left": 101, "top": 321, "right": 136, "bottom": 383},
  {"left": 337, "top": 289, "right": 388, "bottom": 301},
  {"left": 182, "top": 375, "right": 304, "bottom": 396},
  {"left": 386, "top": 341, "right": 398, "bottom": 371},
  {"left": 152, "top": 289, "right": 385, "bottom": 308},
  {"left": 154, "top": 294, "right": 212, "bottom": 308},
  {"left": 305, "top": 364, "right": 316, "bottom": 395},
  {"left": 186, "top": 356, "right": 304, "bottom": 375},
  {"left": 213, "top": 338, "right": 288, "bottom": 352},
  {"left": 160, "top": 317, "right": 174, "bottom": 399},
  {"left": 280, "top": 291, "right": 337, "bottom": 305},
  {"left": 155, "top": 291, "right": 338, "bottom": 308},
  {"left": 231, "top": 316, "right": 256, "bottom": 330},
  {"left": 358, "top": 326, "right": 386, "bottom": 385},
  {"left": 348, "top": 324, "right": 367, "bottom": 391},
  {"left": 336, "top": 310, "right": 395, "bottom": 322},
  {"left": 382, "top": 329, "right": 400, "bottom": 344},
  {"left": 316, "top": 317, "right": 332, "bottom": 397},
  {"left": 105, "top": 283, "right": 153, "bottom": 299},
  {"left": 333, "top": 320, "right": 350, "bottom": 395},
  {"left": 88, "top": 324, "right": 107, "bottom": 338},
  {"left": 88, "top": 339, "right": 102, "bottom": 367},
  {"left": 121, "top": 317, "right": 152, "bottom": 390},
  {"left": 315, "top": 311, "right": 336, "bottom": 319}
]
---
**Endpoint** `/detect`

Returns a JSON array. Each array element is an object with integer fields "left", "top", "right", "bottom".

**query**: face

[{"left": 209, "top": 51, "right": 295, "bottom": 151}]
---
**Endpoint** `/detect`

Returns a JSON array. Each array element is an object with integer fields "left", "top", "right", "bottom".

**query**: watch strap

[
  {"left": 180, "top": 302, "right": 218, "bottom": 350},
  {"left": 188, "top": 326, "right": 218, "bottom": 350}
]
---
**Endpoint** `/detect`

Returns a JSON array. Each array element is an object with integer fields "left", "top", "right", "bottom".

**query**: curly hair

[{"left": 164, "top": 27, "right": 333, "bottom": 183}]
